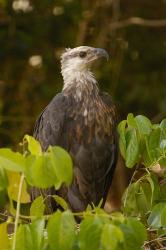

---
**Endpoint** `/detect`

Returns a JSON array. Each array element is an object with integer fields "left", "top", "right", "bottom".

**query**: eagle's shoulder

[
  {"left": 47, "top": 92, "right": 68, "bottom": 110},
  {"left": 100, "top": 91, "right": 118, "bottom": 124},
  {"left": 99, "top": 91, "right": 113, "bottom": 106},
  {"left": 33, "top": 92, "right": 69, "bottom": 150}
]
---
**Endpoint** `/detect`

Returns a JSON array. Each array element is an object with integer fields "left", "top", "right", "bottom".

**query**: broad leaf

[
  {"left": 15, "top": 219, "right": 45, "bottom": 250},
  {"left": 135, "top": 182, "right": 152, "bottom": 214},
  {"left": 25, "top": 146, "right": 73, "bottom": 189},
  {"left": 120, "top": 218, "right": 147, "bottom": 250},
  {"left": 125, "top": 129, "right": 139, "bottom": 168},
  {"left": 160, "top": 119, "right": 166, "bottom": 129},
  {"left": 30, "top": 196, "right": 45, "bottom": 218},
  {"left": 0, "top": 148, "right": 25, "bottom": 172},
  {"left": 79, "top": 215, "right": 104, "bottom": 250},
  {"left": 148, "top": 202, "right": 166, "bottom": 229},
  {"left": 101, "top": 224, "right": 124, "bottom": 250},
  {"left": 48, "top": 146, "right": 73, "bottom": 186},
  {"left": 146, "top": 175, "right": 159, "bottom": 205},
  {"left": 25, "top": 154, "right": 58, "bottom": 188},
  {"left": 110, "top": 212, "right": 125, "bottom": 224},
  {"left": 136, "top": 175, "right": 159, "bottom": 215},
  {"left": 127, "top": 113, "right": 136, "bottom": 128},
  {"left": 145, "top": 128, "right": 163, "bottom": 166},
  {"left": 7, "top": 172, "right": 30, "bottom": 203},
  {"left": 118, "top": 120, "right": 127, "bottom": 158},
  {"left": 47, "top": 210, "right": 76, "bottom": 250},
  {"left": 0, "top": 166, "right": 8, "bottom": 190},
  {"left": 122, "top": 182, "right": 140, "bottom": 216},
  {"left": 30, "top": 219, "right": 45, "bottom": 250},
  {"left": 24, "top": 135, "right": 42, "bottom": 156},
  {"left": 135, "top": 115, "right": 152, "bottom": 136},
  {"left": 53, "top": 195, "right": 69, "bottom": 210},
  {"left": 15, "top": 224, "right": 33, "bottom": 250},
  {"left": 0, "top": 223, "right": 10, "bottom": 250}
]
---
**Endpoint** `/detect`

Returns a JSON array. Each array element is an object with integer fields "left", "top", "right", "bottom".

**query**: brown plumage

[{"left": 32, "top": 46, "right": 118, "bottom": 212}]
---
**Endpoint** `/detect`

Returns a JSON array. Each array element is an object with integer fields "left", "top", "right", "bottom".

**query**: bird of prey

[{"left": 32, "top": 46, "right": 118, "bottom": 213}]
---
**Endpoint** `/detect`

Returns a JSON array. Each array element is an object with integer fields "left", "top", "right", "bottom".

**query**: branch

[
  {"left": 110, "top": 17, "right": 166, "bottom": 29},
  {"left": 12, "top": 174, "right": 25, "bottom": 250}
]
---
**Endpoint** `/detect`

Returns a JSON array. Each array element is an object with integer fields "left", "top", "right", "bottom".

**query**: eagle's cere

[{"left": 32, "top": 46, "right": 118, "bottom": 213}]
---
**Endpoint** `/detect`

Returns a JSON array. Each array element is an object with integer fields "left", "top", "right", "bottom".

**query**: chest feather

[{"left": 67, "top": 95, "right": 116, "bottom": 143}]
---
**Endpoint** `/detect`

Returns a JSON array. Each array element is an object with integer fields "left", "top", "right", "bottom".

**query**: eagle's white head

[{"left": 61, "top": 46, "right": 109, "bottom": 91}]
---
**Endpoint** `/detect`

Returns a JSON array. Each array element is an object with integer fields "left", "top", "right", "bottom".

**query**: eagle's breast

[{"left": 63, "top": 80, "right": 117, "bottom": 145}]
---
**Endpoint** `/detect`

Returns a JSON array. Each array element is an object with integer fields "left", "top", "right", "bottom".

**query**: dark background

[{"left": 0, "top": 0, "right": 166, "bottom": 148}]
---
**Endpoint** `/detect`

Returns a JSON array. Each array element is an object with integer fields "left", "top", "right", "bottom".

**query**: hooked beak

[{"left": 93, "top": 48, "right": 109, "bottom": 61}]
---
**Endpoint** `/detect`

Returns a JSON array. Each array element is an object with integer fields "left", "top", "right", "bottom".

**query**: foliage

[
  {"left": 0, "top": 0, "right": 166, "bottom": 147},
  {"left": 118, "top": 114, "right": 166, "bottom": 168},
  {"left": 0, "top": 115, "right": 165, "bottom": 249}
]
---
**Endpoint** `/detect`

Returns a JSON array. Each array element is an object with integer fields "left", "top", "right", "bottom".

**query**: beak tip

[{"left": 96, "top": 48, "right": 109, "bottom": 61}]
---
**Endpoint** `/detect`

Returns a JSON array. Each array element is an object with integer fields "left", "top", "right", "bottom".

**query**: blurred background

[
  {"left": 0, "top": 0, "right": 166, "bottom": 210},
  {"left": 0, "top": 0, "right": 166, "bottom": 147}
]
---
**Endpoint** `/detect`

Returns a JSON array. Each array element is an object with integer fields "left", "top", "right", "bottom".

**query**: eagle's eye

[{"left": 79, "top": 51, "right": 87, "bottom": 58}]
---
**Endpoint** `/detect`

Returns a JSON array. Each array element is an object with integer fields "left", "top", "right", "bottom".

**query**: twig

[
  {"left": 12, "top": 174, "right": 25, "bottom": 250},
  {"left": 123, "top": 164, "right": 139, "bottom": 210},
  {"left": 110, "top": 17, "right": 166, "bottom": 29}
]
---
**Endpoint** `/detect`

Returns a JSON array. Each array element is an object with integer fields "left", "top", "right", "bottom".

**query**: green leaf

[
  {"left": 29, "top": 219, "right": 45, "bottom": 250},
  {"left": 30, "top": 196, "right": 45, "bottom": 218},
  {"left": 135, "top": 175, "right": 159, "bottom": 215},
  {"left": 0, "top": 189, "right": 7, "bottom": 209},
  {"left": 161, "top": 205, "right": 166, "bottom": 227},
  {"left": 159, "top": 157, "right": 166, "bottom": 167},
  {"left": 160, "top": 119, "right": 166, "bottom": 129},
  {"left": 118, "top": 120, "right": 127, "bottom": 158},
  {"left": 120, "top": 218, "right": 147, "bottom": 250},
  {"left": 15, "top": 219, "right": 45, "bottom": 250},
  {"left": 47, "top": 210, "right": 76, "bottom": 250},
  {"left": 145, "top": 128, "right": 162, "bottom": 166},
  {"left": 135, "top": 182, "right": 152, "bottom": 214},
  {"left": 122, "top": 182, "right": 140, "bottom": 216},
  {"left": 146, "top": 175, "right": 159, "bottom": 205},
  {"left": 101, "top": 224, "right": 124, "bottom": 250},
  {"left": 125, "top": 129, "right": 139, "bottom": 168},
  {"left": 110, "top": 212, "right": 125, "bottom": 224},
  {"left": 0, "top": 166, "right": 8, "bottom": 190},
  {"left": 24, "top": 135, "right": 42, "bottom": 156},
  {"left": 25, "top": 155, "right": 58, "bottom": 188},
  {"left": 0, "top": 148, "right": 25, "bottom": 172},
  {"left": 53, "top": 195, "right": 69, "bottom": 210},
  {"left": 159, "top": 182, "right": 166, "bottom": 201},
  {"left": 123, "top": 175, "right": 159, "bottom": 217},
  {"left": 148, "top": 202, "right": 166, "bottom": 229},
  {"left": 79, "top": 215, "right": 103, "bottom": 250},
  {"left": 24, "top": 155, "right": 36, "bottom": 185},
  {"left": 15, "top": 224, "right": 33, "bottom": 250},
  {"left": 149, "top": 129, "right": 161, "bottom": 151},
  {"left": 127, "top": 113, "right": 136, "bottom": 127},
  {"left": 0, "top": 223, "right": 10, "bottom": 250},
  {"left": 135, "top": 115, "right": 152, "bottom": 136},
  {"left": 25, "top": 146, "right": 73, "bottom": 189},
  {"left": 9, "top": 197, "right": 16, "bottom": 216},
  {"left": 160, "top": 139, "right": 166, "bottom": 149},
  {"left": 7, "top": 172, "right": 30, "bottom": 203},
  {"left": 48, "top": 146, "right": 73, "bottom": 186}
]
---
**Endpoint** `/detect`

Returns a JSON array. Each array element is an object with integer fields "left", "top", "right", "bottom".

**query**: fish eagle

[{"left": 32, "top": 46, "right": 118, "bottom": 213}]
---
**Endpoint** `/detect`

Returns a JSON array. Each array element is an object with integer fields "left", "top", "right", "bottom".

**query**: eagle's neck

[
  {"left": 62, "top": 68, "right": 99, "bottom": 101},
  {"left": 61, "top": 66, "right": 115, "bottom": 142}
]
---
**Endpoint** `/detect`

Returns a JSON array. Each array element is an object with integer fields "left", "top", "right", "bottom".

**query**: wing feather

[
  {"left": 32, "top": 91, "right": 118, "bottom": 213},
  {"left": 34, "top": 93, "right": 68, "bottom": 150},
  {"left": 31, "top": 93, "right": 69, "bottom": 210}
]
